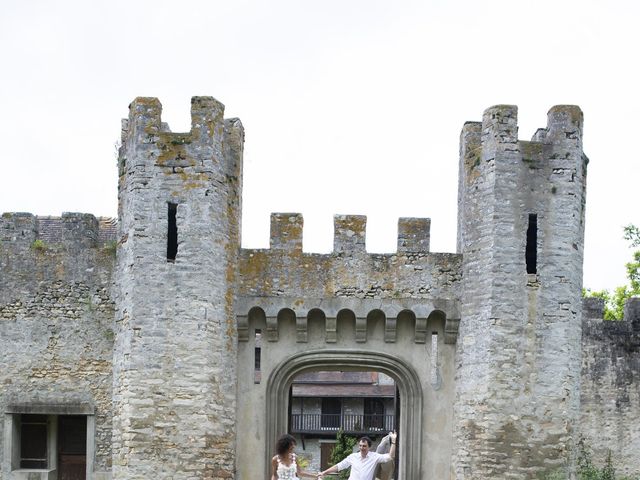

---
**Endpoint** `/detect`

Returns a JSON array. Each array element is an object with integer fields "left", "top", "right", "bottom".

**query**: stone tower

[
  {"left": 112, "top": 97, "right": 244, "bottom": 479},
  {"left": 454, "top": 105, "right": 587, "bottom": 478}
]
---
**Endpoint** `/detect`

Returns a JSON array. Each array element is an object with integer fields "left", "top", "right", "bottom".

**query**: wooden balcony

[{"left": 290, "top": 413, "right": 395, "bottom": 435}]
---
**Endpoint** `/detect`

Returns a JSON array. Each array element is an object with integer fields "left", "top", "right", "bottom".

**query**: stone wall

[
  {"left": 0, "top": 213, "right": 116, "bottom": 478},
  {"left": 581, "top": 297, "right": 640, "bottom": 477}
]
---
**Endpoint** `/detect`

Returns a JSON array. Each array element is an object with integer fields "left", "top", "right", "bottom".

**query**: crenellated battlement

[
  {"left": 269, "top": 213, "right": 304, "bottom": 251},
  {"left": 122, "top": 96, "right": 227, "bottom": 145},
  {"left": 582, "top": 297, "right": 640, "bottom": 332},
  {"left": 0, "top": 212, "right": 117, "bottom": 307},
  {"left": 480, "top": 104, "right": 582, "bottom": 145},
  {"left": 0, "top": 212, "right": 117, "bottom": 248},
  {"left": 266, "top": 212, "right": 432, "bottom": 256},
  {"left": 460, "top": 105, "right": 585, "bottom": 183},
  {"left": 239, "top": 212, "right": 459, "bottom": 303},
  {"left": 118, "top": 96, "right": 243, "bottom": 187}
]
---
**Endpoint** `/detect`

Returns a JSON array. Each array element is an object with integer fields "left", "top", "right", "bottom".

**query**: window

[
  {"left": 526, "top": 213, "right": 537, "bottom": 274},
  {"left": 167, "top": 202, "right": 178, "bottom": 262},
  {"left": 321, "top": 398, "right": 341, "bottom": 429},
  {"left": 20, "top": 414, "right": 48, "bottom": 469},
  {"left": 254, "top": 329, "right": 262, "bottom": 384},
  {"left": 6, "top": 410, "right": 90, "bottom": 477},
  {"left": 431, "top": 332, "right": 439, "bottom": 386},
  {"left": 364, "top": 399, "right": 385, "bottom": 430}
]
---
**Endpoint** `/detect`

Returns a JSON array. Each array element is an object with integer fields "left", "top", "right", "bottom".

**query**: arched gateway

[
  {"left": 235, "top": 298, "right": 461, "bottom": 479},
  {"left": 265, "top": 350, "right": 423, "bottom": 479}
]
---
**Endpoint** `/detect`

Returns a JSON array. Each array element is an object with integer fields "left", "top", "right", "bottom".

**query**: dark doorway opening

[
  {"left": 321, "top": 398, "right": 342, "bottom": 429},
  {"left": 58, "top": 416, "right": 86, "bottom": 480}
]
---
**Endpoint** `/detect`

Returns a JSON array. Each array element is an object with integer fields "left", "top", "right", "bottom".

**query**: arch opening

[
  {"left": 265, "top": 349, "right": 423, "bottom": 479},
  {"left": 289, "top": 368, "right": 397, "bottom": 474}
]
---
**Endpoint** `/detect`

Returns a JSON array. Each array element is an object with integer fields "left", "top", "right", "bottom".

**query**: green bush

[
  {"left": 30, "top": 239, "right": 48, "bottom": 252},
  {"left": 540, "top": 439, "right": 639, "bottom": 480},
  {"left": 329, "top": 429, "right": 357, "bottom": 480}
]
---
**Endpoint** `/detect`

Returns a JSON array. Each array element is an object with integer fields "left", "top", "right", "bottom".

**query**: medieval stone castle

[{"left": 1, "top": 97, "right": 638, "bottom": 479}]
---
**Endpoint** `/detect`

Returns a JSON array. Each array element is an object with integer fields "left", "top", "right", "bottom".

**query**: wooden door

[
  {"left": 58, "top": 416, "right": 86, "bottom": 480},
  {"left": 320, "top": 442, "right": 336, "bottom": 470}
]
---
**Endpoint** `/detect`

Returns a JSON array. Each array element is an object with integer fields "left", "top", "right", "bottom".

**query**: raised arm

[{"left": 388, "top": 431, "right": 398, "bottom": 460}]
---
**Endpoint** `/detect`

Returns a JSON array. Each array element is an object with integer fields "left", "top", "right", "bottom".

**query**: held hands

[{"left": 389, "top": 431, "right": 398, "bottom": 444}]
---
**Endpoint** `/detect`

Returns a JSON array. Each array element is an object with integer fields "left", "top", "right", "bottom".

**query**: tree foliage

[
  {"left": 623, "top": 224, "right": 640, "bottom": 292},
  {"left": 329, "top": 429, "right": 358, "bottom": 480},
  {"left": 584, "top": 224, "right": 640, "bottom": 320}
]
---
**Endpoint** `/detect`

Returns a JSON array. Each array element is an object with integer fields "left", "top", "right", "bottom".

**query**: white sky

[{"left": 0, "top": 0, "right": 638, "bottom": 291}]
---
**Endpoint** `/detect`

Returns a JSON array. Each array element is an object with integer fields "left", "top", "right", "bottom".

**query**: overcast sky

[{"left": 1, "top": 0, "right": 638, "bottom": 292}]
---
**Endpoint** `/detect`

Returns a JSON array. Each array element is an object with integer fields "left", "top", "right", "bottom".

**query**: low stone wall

[{"left": 581, "top": 297, "right": 640, "bottom": 477}]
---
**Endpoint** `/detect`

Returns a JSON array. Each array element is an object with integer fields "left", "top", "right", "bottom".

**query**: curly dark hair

[{"left": 276, "top": 434, "right": 297, "bottom": 456}]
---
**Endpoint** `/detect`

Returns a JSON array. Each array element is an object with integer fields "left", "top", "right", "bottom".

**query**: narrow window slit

[
  {"left": 526, "top": 213, "right": 537, "bottom": 274},
  {"left": 167, "top": 203, "right": 178, "bottom": 262},
  {"left": 430, "top": 332, "right": 439, "bottom": 386},
  {"left": 254, "top": 329, "right": 262, "bottom": 384}
]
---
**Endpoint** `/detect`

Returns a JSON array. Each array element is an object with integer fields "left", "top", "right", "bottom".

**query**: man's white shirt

[{"left": 335, "top": 451, "right": 393, "bottom": 480}]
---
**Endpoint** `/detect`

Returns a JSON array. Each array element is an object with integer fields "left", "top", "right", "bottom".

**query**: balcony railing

[{"left": 290, "top": 413, "right": 395, "bottom": 435}]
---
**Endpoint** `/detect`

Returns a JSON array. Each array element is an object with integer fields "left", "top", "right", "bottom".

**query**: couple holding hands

[{"left": 272, "top": 431, "right": 397, "bottom": 480}]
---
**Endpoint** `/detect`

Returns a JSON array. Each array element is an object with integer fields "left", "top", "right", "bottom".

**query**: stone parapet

[{"left": 239, "top": 214, "right": 460, "bottom": 301}]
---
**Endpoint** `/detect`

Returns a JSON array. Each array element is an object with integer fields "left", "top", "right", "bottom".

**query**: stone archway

[{"left": 265, "top": 349, "right": 423, "bottom": 479}]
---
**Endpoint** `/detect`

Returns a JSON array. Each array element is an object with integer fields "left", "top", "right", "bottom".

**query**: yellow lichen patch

[
  {"left": 183, "top": 182, "right": 205, "bottom": 191},
  {"left": 157, "top": 133, "right": 192, "bottom": 166},
  {"left": 239, "top": 251, "right": 270, "bottom": 283}
]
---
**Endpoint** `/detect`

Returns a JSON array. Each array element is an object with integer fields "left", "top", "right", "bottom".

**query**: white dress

[{"left": 276, "top": 453, "right": 299, "bottom": 480}]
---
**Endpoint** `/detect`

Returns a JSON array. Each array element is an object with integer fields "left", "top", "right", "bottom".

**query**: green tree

[
  {"left": 329, "top": 429, "right": 357, "bottom": 480},
  {"left": 584, "top": 224, "right": 640, "bottom": 320},
  {"left": 623, "top": 224, "right": 640, "bottom": 292}
]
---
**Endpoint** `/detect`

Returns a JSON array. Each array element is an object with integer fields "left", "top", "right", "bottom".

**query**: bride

[{"left": 271, "top": 434, "right": 318, "bottom": 480}]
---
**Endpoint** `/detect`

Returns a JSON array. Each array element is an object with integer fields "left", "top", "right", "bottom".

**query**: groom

[{"left": 318, "top": 431, "right": 397, "bottom": 480}]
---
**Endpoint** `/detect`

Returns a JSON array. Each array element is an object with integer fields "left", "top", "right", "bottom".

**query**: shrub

[
  {"left": 31, "top": 239, "right": 48, "bottom": 252},
  {"left": 329, "top": 429, "right": 358, "bottom": 480}
]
